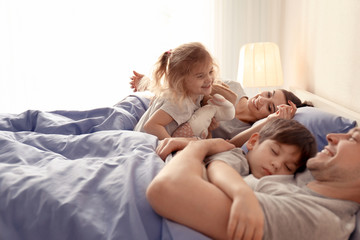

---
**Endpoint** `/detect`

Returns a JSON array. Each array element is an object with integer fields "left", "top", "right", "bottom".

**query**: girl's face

[
  {"left": 247, "top": 90, "right": 287, "bottom": 120},
  {"left": 185, "top": 61, "right": 214, "bottom": 100},
  {"left": 246, "top": 134, "right": 301, "bottom": 178},
  {"left": 306, "top": 127, "right": 360, "bottom": 182}
]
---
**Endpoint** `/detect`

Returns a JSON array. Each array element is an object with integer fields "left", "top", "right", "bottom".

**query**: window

[{"left": 0, "top": 0, "right": 214, "bottom": 113}]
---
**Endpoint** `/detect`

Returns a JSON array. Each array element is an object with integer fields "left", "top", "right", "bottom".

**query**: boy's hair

[
  {"left": 258, "top": 119, "right": 317, "bottom": 173},
  {"left": 148, "top": 42, "right": 218, "bottom": 104}
]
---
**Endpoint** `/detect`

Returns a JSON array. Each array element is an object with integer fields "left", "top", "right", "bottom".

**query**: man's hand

[
  {"left": 227, "top": 189, "right": 264, "bottom": 240},
  {"left": 156, "top": 137, "right": 195, "bottom": 160}
]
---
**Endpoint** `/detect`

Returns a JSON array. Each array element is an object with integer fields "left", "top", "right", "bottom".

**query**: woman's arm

[
  {"left": 143, "top": 109, "right": 174, "bottom": 140},
  {"left": 229, "top": 121, "right": 265, "bottom": 147},
  {"left": 230, "top": 101, "right": 298, "bottom": 147},
  {"left": 207, "top": 160, "right": 264, "bottom": 239},
  {"left": 147, "top": 139, "right": 237, "bottom": 239}
]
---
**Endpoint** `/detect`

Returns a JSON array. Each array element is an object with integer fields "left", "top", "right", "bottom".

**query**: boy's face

[{"left": 246, "top": 133, "right": 301, "bottom": 178}]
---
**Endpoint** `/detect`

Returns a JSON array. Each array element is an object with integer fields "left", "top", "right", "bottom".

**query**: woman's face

[
  {"left": 306, "top": 127, "right": 360, "bottom": 182},
  {"left": 247, "top": 90, "right": 287, "bottom": 120}
]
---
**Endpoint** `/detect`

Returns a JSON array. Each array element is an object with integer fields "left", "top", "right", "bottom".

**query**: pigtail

[{"left": 150, "top": 51, "right": 172, "bottom": 97}]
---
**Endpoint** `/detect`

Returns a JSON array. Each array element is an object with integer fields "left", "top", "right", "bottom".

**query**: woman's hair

[
  {"left": 148, "top": 42, "right": 218, "bottom": 104},
  {"left": 258, "top": 118, "right": 317, "bottom": 174},
  {"left": 281, "top": 89, "right": 313, "bottom": 108}
]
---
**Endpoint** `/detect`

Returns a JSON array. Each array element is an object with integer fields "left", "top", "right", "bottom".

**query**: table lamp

[{"left": 237, "top": 42, "right": 284, "bottom": 88}]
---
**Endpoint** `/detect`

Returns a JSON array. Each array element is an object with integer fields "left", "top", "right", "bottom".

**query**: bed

[{"left": 0, "top": 90, "right": 359, "bottom": 240}]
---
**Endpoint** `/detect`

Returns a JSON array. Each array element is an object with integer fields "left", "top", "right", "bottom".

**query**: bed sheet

[
  {"left": 0, "top": 92, "right": 358, "bottom": 239},
  {"left": 0, "top": 94, "right": 150, "bottom": 135},
  {"left": 0, "top": 94, "right": 210, "bottom": 240}
]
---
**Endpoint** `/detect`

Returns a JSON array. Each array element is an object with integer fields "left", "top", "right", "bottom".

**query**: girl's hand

[
  {"left": 227, "top": 189, "right": 264, "bottom": 240},
  {"left": 268, "top": 100, "right": 297, "bottom": 120},
  {"left": 130, "top": 70, "right": 144, "bottom": 92}
]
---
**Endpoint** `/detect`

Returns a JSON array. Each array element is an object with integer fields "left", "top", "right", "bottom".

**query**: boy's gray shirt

[{"left": 205, "top": 148, "right": 249, "bottom": 176}]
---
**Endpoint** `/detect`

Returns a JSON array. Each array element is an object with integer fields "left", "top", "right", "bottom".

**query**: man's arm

[
  {"left": 147, "top": 139, "right": 236, "bottom": 239},
  {"left": 207, "top": 160, "right": 264, "bottom": 239}
]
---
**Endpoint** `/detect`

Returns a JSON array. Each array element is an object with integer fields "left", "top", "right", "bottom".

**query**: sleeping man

[{"left": 146, "top": 126, "right": 360, "bottom": 240}]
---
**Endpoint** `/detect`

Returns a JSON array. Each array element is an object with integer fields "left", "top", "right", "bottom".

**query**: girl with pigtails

[{"left": 134, "top": 42, "right": 224, "bottom": 140}]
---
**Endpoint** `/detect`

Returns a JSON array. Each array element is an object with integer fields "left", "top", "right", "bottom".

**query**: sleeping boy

[
  {"left": 157, "top": 118, "right": 317, "bottom": 179},
  {"left": 204, "top": 118, "right": 317, "bottom": 179}
]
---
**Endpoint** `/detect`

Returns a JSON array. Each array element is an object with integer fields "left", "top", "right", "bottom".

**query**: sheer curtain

[
  {"left": 0, "top": 0, "right": 215, "bottom": 113},
  {"left": 212, "top": 0, "right": 284, "bottom": 97},
  {"left": 1, "top": 0, "right": 282, "bottom": 113}
]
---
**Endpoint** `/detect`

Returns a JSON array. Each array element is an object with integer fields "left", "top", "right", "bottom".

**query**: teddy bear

[{"left": 172, "top": 93, "right": 235, "bottom": 139}]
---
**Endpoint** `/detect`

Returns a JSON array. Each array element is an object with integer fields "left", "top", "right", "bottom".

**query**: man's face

[{"left": 307, "top": 127, "right": 360, "bottom": 182}]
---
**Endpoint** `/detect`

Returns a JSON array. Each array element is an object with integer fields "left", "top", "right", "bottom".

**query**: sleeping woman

[{"left": 130, "top": 70, "right": 313, "bottom": 147}]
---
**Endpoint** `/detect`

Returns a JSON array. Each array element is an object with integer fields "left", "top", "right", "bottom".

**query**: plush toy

[{"left": 172, "top": 94, "right": 235, "bottom": 139}]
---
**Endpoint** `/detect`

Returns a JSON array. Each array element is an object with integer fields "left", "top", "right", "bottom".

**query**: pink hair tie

[{"left": 166, "top": 49, "right": 172, "bottom": 55}]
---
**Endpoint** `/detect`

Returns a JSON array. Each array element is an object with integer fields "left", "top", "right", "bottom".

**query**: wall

[
  {"left": 279, "top": 0, "right": 360, "bottom": 114},
  {"left": 213, "top": 0, "right": 284, "bottom": 83},
  {"left": 216, "top": 0, "right": 360, "bottom": 114}
]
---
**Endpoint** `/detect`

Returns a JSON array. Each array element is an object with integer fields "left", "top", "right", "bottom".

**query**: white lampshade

[{"left": 237, "top": 42, "right": 284, "bottom": 88}]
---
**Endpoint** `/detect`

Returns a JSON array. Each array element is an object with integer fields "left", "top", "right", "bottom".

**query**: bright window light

[{"left": 0, "top": 0, "right": 214, "bottom": 113}]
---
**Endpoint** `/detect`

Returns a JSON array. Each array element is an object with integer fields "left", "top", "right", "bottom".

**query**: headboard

[{"left": 292, "top": 88, "right": 360, "bottom": 126}]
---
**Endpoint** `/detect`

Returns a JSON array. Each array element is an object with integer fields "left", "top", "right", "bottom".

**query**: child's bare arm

[{"left": 143, "top": 109, "right": 173, "bottom": 140}]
